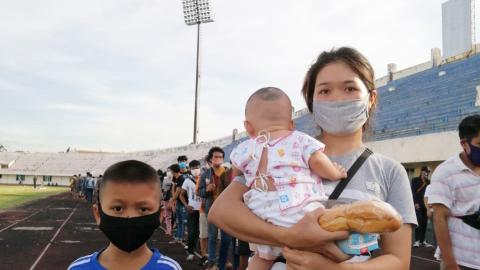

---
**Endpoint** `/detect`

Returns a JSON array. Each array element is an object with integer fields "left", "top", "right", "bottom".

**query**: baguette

[{"left": 318, "top": 200, "right": 403, "bottom": 233}]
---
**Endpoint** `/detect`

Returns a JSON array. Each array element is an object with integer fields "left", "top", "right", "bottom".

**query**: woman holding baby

[{"left": 209, "top": 47, "right": 417, "bottom": 270}]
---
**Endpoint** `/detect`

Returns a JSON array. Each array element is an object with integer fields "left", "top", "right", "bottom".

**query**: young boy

[{"left": 68, "top": 160, "right": 182, "bottom": 270}]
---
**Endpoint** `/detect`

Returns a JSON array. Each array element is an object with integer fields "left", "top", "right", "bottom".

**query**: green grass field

[{"left": 0, "top": 185, "right": 69, "bottom": 210}]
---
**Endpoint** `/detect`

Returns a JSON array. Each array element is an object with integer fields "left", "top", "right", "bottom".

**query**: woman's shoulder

[
  {"left": 368, "top": 151, "right": 404, "bottom": 171},
  {"left": 365, "top": 151, "right": 409, "bottom": 184}
]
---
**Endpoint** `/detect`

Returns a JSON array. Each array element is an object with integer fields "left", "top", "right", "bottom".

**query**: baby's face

[
  {"left": 95, "top": 181, "right": 161, "bottom": 221},
  {"left": 244, "top": 101, "right": 293, "bottom": 137}
]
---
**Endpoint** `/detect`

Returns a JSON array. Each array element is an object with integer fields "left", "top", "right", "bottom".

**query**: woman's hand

[
  {"left": 283, "top": 247, "right": 349, "bottom": 270},
  {"left": 286, "top": 208, "right": 350, "bottom": 262},
  {"left": 287, "top": 208, "right": 349, "bottom": 250}
]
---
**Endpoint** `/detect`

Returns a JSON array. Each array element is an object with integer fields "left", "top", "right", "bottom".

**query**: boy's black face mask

[{"left": 98, "top": 204, "right": 160, "bottom": 253}]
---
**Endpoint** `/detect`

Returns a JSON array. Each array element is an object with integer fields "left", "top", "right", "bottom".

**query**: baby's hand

[{"left": 333, "top": 162, "right": 347, "bottom": 180}]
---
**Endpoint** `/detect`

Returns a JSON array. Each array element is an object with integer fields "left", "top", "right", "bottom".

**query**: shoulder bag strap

[{"left": 328, "top": 148, "right": 373, "bottom": 200}]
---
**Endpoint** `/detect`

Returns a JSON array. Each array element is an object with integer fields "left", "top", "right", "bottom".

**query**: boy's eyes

[
  {"left": 108, "top": 205, "right": 154, "bottom": 214},
  {"left": 112, "top": 206, "right": 123, "bottom": 212},
  {"left": 111, "top": 206, "right": 150, "bottom": 212}
]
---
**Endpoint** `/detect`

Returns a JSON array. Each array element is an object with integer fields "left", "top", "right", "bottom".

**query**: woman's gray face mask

[{"left": 313, "top": 95, "right": 370, "bottom": 136}]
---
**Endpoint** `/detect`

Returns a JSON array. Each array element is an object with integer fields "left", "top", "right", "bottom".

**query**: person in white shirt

[
  {"left": 180, "top": 160, "right": 202, "bottom": 261},
  {"left": 426, "top": 115, "right": 480, "bottom": 270}
]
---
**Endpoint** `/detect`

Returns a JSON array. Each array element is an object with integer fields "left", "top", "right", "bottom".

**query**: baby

[{"left": 230, "top": 87, "right": 347, "bottom": 270}]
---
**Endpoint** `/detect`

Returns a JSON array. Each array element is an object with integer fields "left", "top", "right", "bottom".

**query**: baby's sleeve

[
  {"left": 301, "top": 133, "right": 325, "bottom": 164},
  {"left": 229, "top": 141, "right": 248, "bottom": 172}
]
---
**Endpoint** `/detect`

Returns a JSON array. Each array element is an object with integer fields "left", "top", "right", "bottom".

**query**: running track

[{"left": 0, "top": 193, "right": 439, "bottom": 270}]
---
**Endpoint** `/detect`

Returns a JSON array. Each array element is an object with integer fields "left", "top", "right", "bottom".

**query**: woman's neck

[{"left": 321, "top": 130, "right": 364, "bottom": 156}]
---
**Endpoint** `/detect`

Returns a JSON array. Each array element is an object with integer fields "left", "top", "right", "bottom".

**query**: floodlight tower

[{"left": 182, "top": 0, "right": 214, "bottom": 144}]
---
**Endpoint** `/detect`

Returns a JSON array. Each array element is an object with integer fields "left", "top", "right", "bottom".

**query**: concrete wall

[
  {"left": 0, "top": 174, "right": 71, "bottom": 186},
  {"left": 366, "top": 131, "right": 462, "bottom": 164}
]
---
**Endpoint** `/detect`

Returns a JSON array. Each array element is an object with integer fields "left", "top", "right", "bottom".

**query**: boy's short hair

[
  {"left": 99, "top": 160, "right": 159, "bottom": 201},
  {"left": 208, "top": 146, "right": 225, "bottom": 162},
  {"left": 189, "top": 160, "right": 201, "bottom": 168},
  {"left": 459, "top": 115, "right": 480, "bottom": 141},
  {"left": 169, "top": 164, "right": 181, "bottom": 173},
  {"left": 177, "top": 155, "right": 188, "bottom": 163}
]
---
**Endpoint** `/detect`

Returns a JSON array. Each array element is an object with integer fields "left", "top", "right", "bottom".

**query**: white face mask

[
  {"left": 191, "top": 168, "right": 201, "bottom": 177},
  {"left": 313, "top": 94, "right": 370, "bottom": 135},
  {"left": 166, "top": 171, "right": 172, "bottom": 180}
]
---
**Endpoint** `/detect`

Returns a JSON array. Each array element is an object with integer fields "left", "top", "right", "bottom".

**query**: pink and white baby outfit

[{"left": 230, "top": 130, "right": 327, "bottom": 259}]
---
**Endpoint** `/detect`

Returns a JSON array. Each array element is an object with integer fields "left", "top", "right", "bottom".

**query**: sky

[{"left": 0, "top": 0, "right": 447, "bottom": 152}]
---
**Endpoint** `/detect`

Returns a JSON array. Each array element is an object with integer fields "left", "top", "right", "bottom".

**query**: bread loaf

[{"left": 318, "top": 200, "right": 402, "bottom": 233}]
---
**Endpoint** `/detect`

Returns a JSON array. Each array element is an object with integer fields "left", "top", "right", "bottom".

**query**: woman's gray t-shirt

[
  {"left": 234, "top": 146, "right": 417, "bottom": 226},
  {"left": 325, "top": 146, "right": 417, "bottom": 226}
]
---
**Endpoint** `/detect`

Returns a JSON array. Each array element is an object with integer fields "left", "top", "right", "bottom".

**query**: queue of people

[
  {"left": 70, "top": 172, "right": 102, "bottom": 204},
  {"left": 159, "top": 148, "right": 249, "bottom": 270}
]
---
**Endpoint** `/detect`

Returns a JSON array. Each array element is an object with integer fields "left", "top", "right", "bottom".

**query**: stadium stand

[{"left": 372, "top": 52, "right": 480, "bottom": 141}]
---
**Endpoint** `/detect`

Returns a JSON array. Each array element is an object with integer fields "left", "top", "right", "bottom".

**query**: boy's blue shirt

[{"left": 68, "top": 248, "right": 181, "bottom": 270}]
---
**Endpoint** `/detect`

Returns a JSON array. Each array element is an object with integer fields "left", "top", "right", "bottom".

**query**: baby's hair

[
  {"left": 245, "top": 87, "right": 290, "bottom": 115},
  {"left": 98, "top": 160, "right": 159, "bottom": 202}
]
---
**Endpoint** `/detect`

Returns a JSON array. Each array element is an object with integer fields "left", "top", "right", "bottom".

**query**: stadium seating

[{"left": 371, "top": 53, "right": 480, "bottom": 141}]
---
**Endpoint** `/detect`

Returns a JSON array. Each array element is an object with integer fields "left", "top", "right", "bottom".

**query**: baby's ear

[
  {"left": 288, "top": 120, "right": 295, "bottom": 131},
  {"left": 244, "top": 121, "right": 255, "bottom": 137},
  {"left": 92, "top": 204, "right": 101, "bottom": 225}
]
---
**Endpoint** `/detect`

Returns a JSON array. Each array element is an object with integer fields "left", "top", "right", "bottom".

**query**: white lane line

[
  {"left": 28, "top": 207, "right": 77, "bottom": 270},
  {"left": 0, "top": 209, "right": 44, "bottom": 233},
  {"left": 412, "top": 255, "right": 440, "bottom": 264},
  {"left": 12, "top": 227, "right": 54, "bottom": 231},
  {"left": 60, "top": 240, "right": 81, "bottom": 244}
]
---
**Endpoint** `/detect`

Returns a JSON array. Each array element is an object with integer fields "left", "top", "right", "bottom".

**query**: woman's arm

[
  {"left": 284, "top": 224, "right": 413, "bottom": 270},
  {"left": 208, "top": 181, "right": 349, "bottom": 252},
  {"left": 349, "top": 224, "right": 412, "bottom": 270}
]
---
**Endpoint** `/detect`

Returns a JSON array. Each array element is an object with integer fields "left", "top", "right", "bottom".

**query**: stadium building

[{"left": 1, "top": 0, "right": 480, "bottom": 186}]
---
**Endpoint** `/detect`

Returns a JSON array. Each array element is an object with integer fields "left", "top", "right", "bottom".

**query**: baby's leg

[{"left": 248, "top": 254, "right": 274, "bottom": 270}]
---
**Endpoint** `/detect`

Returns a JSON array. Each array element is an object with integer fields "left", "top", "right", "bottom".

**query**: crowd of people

[
  {"left": 158, "top": 149, "right": 249, "bottom": 270},
  {"left": 70, "top": 172, "right": 102, "bottom": 204}
]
